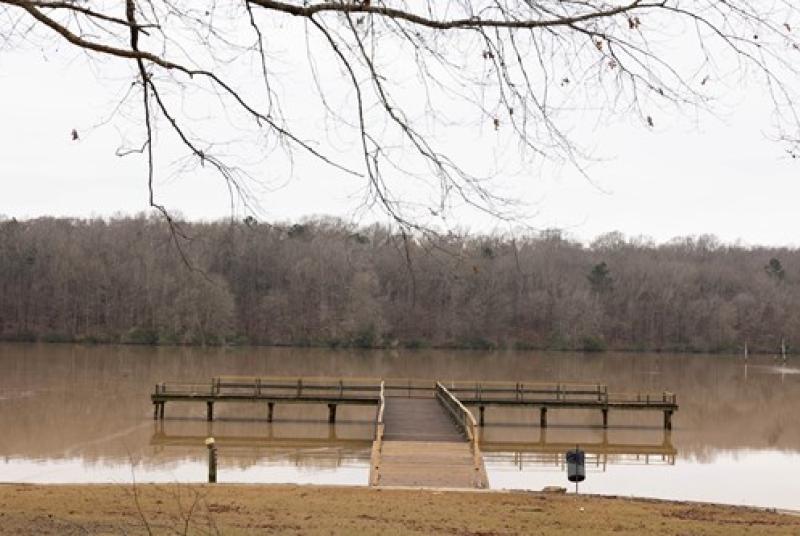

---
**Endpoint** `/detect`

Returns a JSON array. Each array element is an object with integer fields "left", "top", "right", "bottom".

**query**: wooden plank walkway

[
  {"left": 373, "top": 440, "right": 485, "bottom": 488},
  {"left": 369, "top": 384, "right": 488, "bottom": 489},
  {"left": 382, "top": 398, "right": 463, "bottom": 442}
]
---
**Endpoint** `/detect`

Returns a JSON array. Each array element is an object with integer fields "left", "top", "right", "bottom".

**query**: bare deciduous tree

[{"left": 2, "top": 1, "right": 799, "bottom": 228}]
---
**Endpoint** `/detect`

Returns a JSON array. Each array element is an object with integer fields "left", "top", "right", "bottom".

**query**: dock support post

[
  {"left": 663, "top": 410, "right": 673, "bottom": 430},
  {"left": 328, "top": 403, "right": 337, "bottom": 424},
  {"left": 540, "top": 407, "right": 548, "bottom": 428},
  {"left": 602, "top": 408, "right": 608, "bottom": 428},
  {"left": 153, "top": 403, "right": 159, "bottom": 420},
  {"left": 207, "top": 401, "right": 214, "bottom": 422},
  {"left": 159, "top": 402, "right": 165, "bottom": 420},
  {"left": 267, "top": 402, "right": 274, "bottom": 423},
  {"left": 479, "top": 406, "right": 485, "bottom": 427}
]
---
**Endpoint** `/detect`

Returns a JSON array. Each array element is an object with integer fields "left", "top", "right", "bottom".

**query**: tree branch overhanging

[{"left": 1, "top": 0, "right": 798, "bottom": 233}]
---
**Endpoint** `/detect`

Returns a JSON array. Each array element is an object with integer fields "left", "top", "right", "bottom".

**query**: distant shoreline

[
  {"left": 3, "top": 217, "right": 798, "bottom": 357},
  {"left": 1, "top": 337, "right": 793, "bottom": 357}
]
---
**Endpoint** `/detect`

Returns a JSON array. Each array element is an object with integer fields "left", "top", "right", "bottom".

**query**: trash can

[{"left": 566, "top": 448, "right": 585, "bottom": 483}]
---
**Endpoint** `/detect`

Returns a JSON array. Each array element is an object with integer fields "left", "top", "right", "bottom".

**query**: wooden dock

[
  {"left": 443, "top": 381, "right": 678, "bottom": 430},
  {"left": 151, "top": 376, "right": 381, "bottom": 422},
  {"left": 150, "top": 376, "right": 678, "bottom": 489}
]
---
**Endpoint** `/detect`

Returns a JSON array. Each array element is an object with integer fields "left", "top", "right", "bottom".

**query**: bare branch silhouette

[{"left": 1, "top": 0, "right": 798, "bottom": 232}]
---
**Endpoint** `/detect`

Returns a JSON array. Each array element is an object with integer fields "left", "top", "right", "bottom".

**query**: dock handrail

[
  {"left": 382, "top": 378, "right": 437, "bottom": 398},
  {"left": 445, "top": 381, "right": 609, "bottom": 402},
  {"left": 377, "top": 380, "right": 386, "bottom": 427},
  {"left": 606, "top": 390, "right": 677, "bottom": 406},
  {"left": 435, "top": 381, "right": 485, "bottom": 486},
  {"left": 370, "top": 380, "right": 386, "bottom": 486},
  {"left": 154, "top": 377, "right": 384, "bottom": 400},
  {"left": 153, "top": 382, "right": 214, "bottom": 396},
  {"left": 435, "top": 382, "right": 478, "bottom": 443},
  {"left": 445, "top": 381, "right": 677, "bottom": 408}
]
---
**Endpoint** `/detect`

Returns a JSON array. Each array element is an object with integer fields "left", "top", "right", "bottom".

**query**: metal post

[
  {"left": 207, "top": 401, "right": 214, "bottom": 422},
  {"left": 206, "top": 438, "right": 217, "bottom": 483},
  {"left": 159, "top": 402, "right": 165, "bottom": 420},
  {"left": 479, "top": 406, "right": 485, "bottom": 427},
  {"left": 540, "top": 407, "right": 548, "bottom": 428},
  {"left": 664, "top": 410, "right": 673, "bottom": 430},
  {"left": 602, "top": 408, "right": 608, "bottom": 428},
  {"left": 267, "top": 402, "right": 274, "bottom": 422},
  {"left": 153, "top": 403, "right": 159, "bottom": 420}
]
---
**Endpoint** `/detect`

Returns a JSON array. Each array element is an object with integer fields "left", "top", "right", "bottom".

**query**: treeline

[{"left": 1, "top": 215, "right": 799, "bottom": 353}]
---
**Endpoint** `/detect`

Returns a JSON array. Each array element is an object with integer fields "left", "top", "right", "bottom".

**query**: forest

[{"left": 0, "top": 215, "right": 798, "bottom": 354}]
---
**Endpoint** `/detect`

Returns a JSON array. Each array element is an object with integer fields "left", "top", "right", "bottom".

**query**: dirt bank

[{"left": 0, "top": 484, "right": 797, "bottom": 535}]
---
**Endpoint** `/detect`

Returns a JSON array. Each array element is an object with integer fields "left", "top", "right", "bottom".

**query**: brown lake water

[{"left": 1, "top": 343, "right": 799, "bottom": 509}]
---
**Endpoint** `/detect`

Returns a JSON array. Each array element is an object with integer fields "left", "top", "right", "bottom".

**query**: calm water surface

[{"left": 1, "top": 343, "right": 798, "bottom": 509}]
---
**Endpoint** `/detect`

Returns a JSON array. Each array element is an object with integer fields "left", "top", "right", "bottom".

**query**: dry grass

[{"left": 0, "top": 484, "right": 797, "bottom": 535}]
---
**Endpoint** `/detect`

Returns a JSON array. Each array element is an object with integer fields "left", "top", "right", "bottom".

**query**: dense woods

[{"left": 1, "top": 215, "right": 798, "bottom": 353}]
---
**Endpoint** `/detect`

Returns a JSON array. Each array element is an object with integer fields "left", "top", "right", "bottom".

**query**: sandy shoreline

[{"left": 0, "top": 483, "right": 798, "bottom": 535}]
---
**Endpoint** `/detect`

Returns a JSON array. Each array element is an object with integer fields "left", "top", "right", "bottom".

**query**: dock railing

[
  {"left": 370, "top": 380, "right": 386, "bottom": 485},
  {"left": 443, "top": 381, "right": 678, "bottom": 408},
  {"left": 212, "top": 376, "right": 382, "bottom": 399},
  {"left": 606, "top": 390, "right": 677, "bottom": 406},
  {"left": 435, "top": 381, "right": 485, "bottom": 486},
  {"left": 382, "top": 378, "right": 437, "bottom": 398},
  {"left": 153, "top": 382, "right": 214, "bottom": 397},
  {"left": 154, "top": 376, "right": 383, "bottom": 400},
  {"left": 444, "top": 380, "right": 610, "bottom": 403}
]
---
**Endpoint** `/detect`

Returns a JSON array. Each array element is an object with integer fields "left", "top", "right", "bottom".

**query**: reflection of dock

[
  {"left": 482, "top": 428, "right": 676, "bottom": 455},
  {"left": 150, "top": 432, "right": 372, "bottom": 450},
  {"left": 481, "top": 428, "right": 676, "bottom": 470},
  {"left": 149, "top": 422, "right": 372, "bottom": 469},
  {"left": 484, "top": 451, "right": 675, "bottom": 471},
  {"left": 149, "top": 419, "right": 373, "bottom": 450}
]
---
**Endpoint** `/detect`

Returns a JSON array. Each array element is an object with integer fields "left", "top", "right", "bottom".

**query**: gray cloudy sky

[{"left": 1, "top": 26, "right": 798, "bottom": 247}]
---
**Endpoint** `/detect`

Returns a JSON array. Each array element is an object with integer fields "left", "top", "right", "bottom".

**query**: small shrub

[
  {"left": 402, "top": 339, "right": 429, "bottom": 349},
  {"left": 351, "top": 325, "right": 379, "bottom": 348},
  {"left": 124, "top": 327, "right": 159, "bottom": 345},
  {"left": 41, "top": 332, "right": 72, "bottom": 343},
  {"left": 460, "top": 337, "right": 496, "bottom": 350},
  {"left": 1, "top": 331, "right": 37, "bottom": 342},
  {"left": 581, "top": 336, "right": 607, "bottom": 352}
]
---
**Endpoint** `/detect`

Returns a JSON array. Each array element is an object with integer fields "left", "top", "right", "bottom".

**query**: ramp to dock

[
  {"left": 376, "top": 440, "right": 484, "bottom": 488},
  {"left": 382, "top": 398, "right": 463, "bottom": 442},
  {"left": 371, "top": 393, "right": 488, "bottom": 488}
]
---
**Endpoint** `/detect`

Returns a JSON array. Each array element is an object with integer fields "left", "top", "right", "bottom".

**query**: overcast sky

[{"left": 1, "top": 16, "right": 798, "bottom": 247}]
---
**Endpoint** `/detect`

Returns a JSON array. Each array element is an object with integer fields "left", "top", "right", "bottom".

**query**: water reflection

[
  {"left": 1, "top": 343, "right": 799, "bottom": 508},
  {"left": 150, "top": 419, "right": 372, "bottom": 470},
  {"left": 481, "top": 426, "right": 676, "bottom": 464}
]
